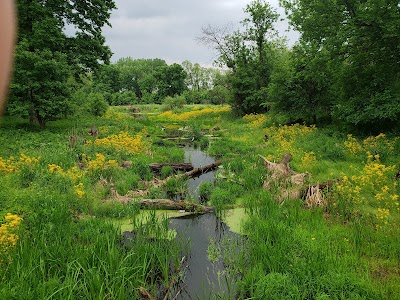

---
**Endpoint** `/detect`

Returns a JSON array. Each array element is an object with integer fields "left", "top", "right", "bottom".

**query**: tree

[
  {"left": 268, "top": 42, "right": 334, "bottom": 124},
  {"left": 281, "top": 0, "right": 400, "bottom": 130},
  {"left": 181, "top": 60, "right": 215, "bottom": 91},
  {"left": 9, "top": 0, "right": 116, "bottom": 126},
  {"left": 199, "top": 0, "right": 279, "bottom": 115},
  {"left": 154, "top": 64, "right": 187, "bottom": 102}
]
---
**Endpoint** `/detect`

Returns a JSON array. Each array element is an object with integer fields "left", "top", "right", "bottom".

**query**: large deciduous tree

[
  {"left": 281, "top": 0, "right": 400, "bottom": 130},
  {"left": 200, "top": 0, "right": 279, "bottom": 115},
  {"left": 154, "top": 63, "right": 187, "bottom": 102},
  {"left": 268, "top": 42, "right": 334, "bottom": 124},
  {"left": 9, "top": 0, "right": 116, "bottom": 126}
]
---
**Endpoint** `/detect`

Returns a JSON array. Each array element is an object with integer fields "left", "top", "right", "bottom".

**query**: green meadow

[{"left": 0, "top": 105, "right": 399, "bottom": 299}]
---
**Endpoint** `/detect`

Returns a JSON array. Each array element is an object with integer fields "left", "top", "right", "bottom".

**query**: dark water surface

[
  {"left": 169, "top": 213, "right": 236, "bottom": 299},
  {"left": 184, "top": 145, "right": 216, "bottom": 202},
  {"left": 167, "top": 145, "right": 236, "bottom": 299}
]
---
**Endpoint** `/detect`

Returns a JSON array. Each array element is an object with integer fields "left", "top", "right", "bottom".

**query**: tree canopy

[
  {"left": 280, "top": 0, "right": 400, "bottom": 129},
  {"left": 9, "top": 0, "right": 116, "bottom": 126},
  {"left": 200, "top": 0, "right": 280, "bottom": 115}
]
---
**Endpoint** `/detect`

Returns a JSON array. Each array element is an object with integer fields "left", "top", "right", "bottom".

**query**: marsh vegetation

[{"left": 1, "top": 105, "right": 399, "bottom": 299}]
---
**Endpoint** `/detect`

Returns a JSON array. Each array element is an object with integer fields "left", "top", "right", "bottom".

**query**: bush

[
  {"left": 210, "top": 187, "right": 234, "bottom": 207},
  {"left": 110, "top": 91, "right": 138, "bottom": 106},
  {"left": 87, "top": 92, "right": 108, "bottom": 116},
  {"left": 183, "top": 90, "right": 210, "bottom": 104},
  {"left": 161, "top": 95, "right": 186, "bottom": 111},
  {"left": 160, "top": 166, "right": 174, "bottom": 179}
]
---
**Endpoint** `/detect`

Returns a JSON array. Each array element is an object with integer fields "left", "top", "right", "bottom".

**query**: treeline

[
  {"left": 201, "top": 0, "right": 400, "bottom": 132},
  {"left": 6, "top": 0, "right": 400, "bottom": 132},
  {"left": 90, "top": 59, "right": 230, "bottom": 106},
  {"left": 6, "top": 0, "right": 230, "bottom": 126}
]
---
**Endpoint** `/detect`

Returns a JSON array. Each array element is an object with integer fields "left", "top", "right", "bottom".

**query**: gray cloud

[{"left": 103, "top": 0, "right": 299, "bottom": 65}]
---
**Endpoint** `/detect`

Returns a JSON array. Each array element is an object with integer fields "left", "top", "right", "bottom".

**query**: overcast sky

[{"left": 102, "top": 0, "right": 299, "bottom": 66}]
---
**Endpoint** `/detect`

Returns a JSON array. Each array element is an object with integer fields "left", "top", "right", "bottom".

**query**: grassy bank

[{"left": 1, "top": 105, "right": 399, "bottom": 299}]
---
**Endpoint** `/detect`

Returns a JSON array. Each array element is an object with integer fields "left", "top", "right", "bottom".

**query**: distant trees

[
  {"left": 182, "top": 60, "right": 213, "bottom": 91},
  {"left": 9, "top": 0, "right": 116, "bottom": 126},
  {"left": 94, "top": 58, "right": 187, "bottom": 104},
  {"left": 181, "top": 60, "right": 230, "bottom": 105},
  {"left": 93, "top": 58, "right": 231, "bottom": 107}
]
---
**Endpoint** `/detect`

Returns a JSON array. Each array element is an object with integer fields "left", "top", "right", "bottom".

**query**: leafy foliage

[
  {"left": 200, "top": 0, "right": 280, "bottom": 115},
  {"left": 280, "top": 0, "right": 400, "bottom": 130},
  {"left": 268, "top": 42, "right": 334, "bottom": 124},
  {"left": 9, "top": 0, "right": 116, "bottom": 126}
]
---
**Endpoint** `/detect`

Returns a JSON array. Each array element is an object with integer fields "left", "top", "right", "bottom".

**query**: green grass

[{"left": 1, "top": 104, "right": 399, "bottom": 299}]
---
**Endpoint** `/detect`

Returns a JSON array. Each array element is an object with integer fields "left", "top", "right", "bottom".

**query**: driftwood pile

[{"left": 259, "top": 152, "right": 332, "bottom": 207}]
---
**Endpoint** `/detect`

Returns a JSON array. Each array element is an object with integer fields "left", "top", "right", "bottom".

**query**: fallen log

[
  {"left": 156, "top": 135, "right": 183, "bottom": 139},
  {"left": 139, "top": 199, "right": 214, "bottom": 213},
  {"left": 118, "top": 161, "right": 223, "bottom": 203},
  {"left": 183, "top": 160, "right": 222, "bottom": 179},
  {"left": 149, "top": 162, "right": 194, "bottom": 173}
]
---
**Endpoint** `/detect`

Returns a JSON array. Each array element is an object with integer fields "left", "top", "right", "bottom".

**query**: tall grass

[{"left": 1, "top": 105, "right": 399, "bottom": 299}]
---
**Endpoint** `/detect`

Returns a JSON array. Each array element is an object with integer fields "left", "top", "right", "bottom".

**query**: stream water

[
  {"left": 184, "top": 145, "right": 216, "bottom": 202},
  {"left": 167, "top": 145, "right": 237, "bottom": 299}
]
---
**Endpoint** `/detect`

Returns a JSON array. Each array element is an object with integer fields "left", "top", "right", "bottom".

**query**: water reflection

[
  {"left": 169, "top": 213, "right": 236, "bottom": 299},
  {"left": 184, "top": 145, "right": 216, "bottom": 202}
]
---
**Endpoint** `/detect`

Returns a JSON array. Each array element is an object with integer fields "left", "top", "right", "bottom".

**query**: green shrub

[
  {"left": 110, "top": 90, "right": 138, "bottom": 106},
  {"left": 161, "top": 95, "right": 186, "bottom": 112},
  {"left": 87, "top": 92, "right": 109, "bottom": 116},
  {"left": 210, "top": 187, "right": 234, "bottom": 207},
  {"left": 164, "top": 177, "right": 187, "bottom": 198},
  {"left": 198, "top": 182, "right": 214, "bottom": 203}
]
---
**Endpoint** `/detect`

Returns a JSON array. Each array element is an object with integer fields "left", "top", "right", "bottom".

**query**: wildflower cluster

[
  {"left": 102, "top": 110, "right": 132, "bottom": 121},
  {"left": 83, "top": 153, "right": 119, "bottom": 171},
  {"left": 334, "top": 156, "right": 399, "bottom": 226},
  {"left": 375, "top": 208, "right": 390, "bottom": 228},
  {"left": 344, "top": 133, "right": 395, "bottom": 157},
  {"left": 0, "top": 213, "right": 22, "bottom": 261},
  {"left": 264, "top": 124, "right": 317, "bottom": 169},
  {"left": 0, "top": 157, "right": 15, "bottom": 173},
  {"left": 242, "top": 113, "right": 267, "bottom": 128},
  {"left": 91, "top": 131, "right": 146, "bottom": 155},
  {"left": 300, "top": 151, "right": 317, "bottom": 169},
  {"left": 48, "top": 154, "right": 119, "bottom": 198},
  {"left": 48, "top": 164, "right": 83, "bottom": 182},
  {"left": 156, "top": 107, "right": 230, "bottom": 121},
  {"left": 0, "top": 154, "right": 40, "bottom": 173},
  {"left": 48, "top": 163, "right": 85, "bottom": 198},
  {"left": 74, "top": 182, "right": 85, "bottom": 198}
]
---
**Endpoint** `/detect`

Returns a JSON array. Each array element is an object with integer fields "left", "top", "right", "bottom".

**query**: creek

[{"left": 167, "top": 145, "right": 237, "bottom": 299}]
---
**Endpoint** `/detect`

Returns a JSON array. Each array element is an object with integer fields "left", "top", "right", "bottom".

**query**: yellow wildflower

[
  {"left": 93, "top": 131, "right": 146, "bottom": 155},
  {"left": 0, "top": 213, "right": 22, "bottom": 260}
]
